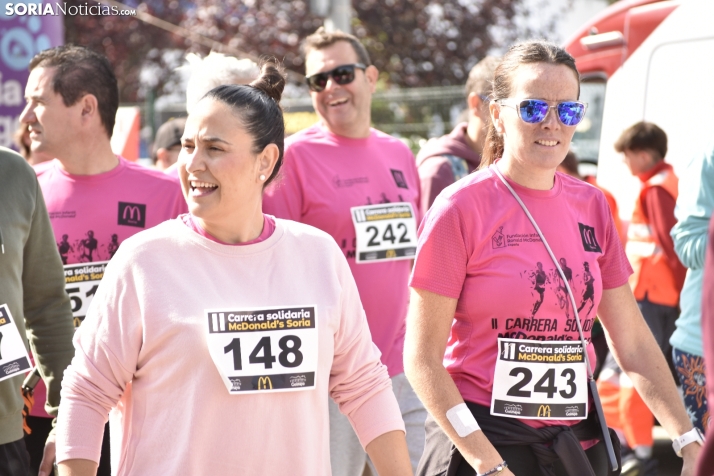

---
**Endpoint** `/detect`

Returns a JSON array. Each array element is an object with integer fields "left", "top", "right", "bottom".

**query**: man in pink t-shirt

[
  {"left": 20, "top": 45, "right": 186, "bottom": 476},
  {"left": 262, "top": 28, "right": 424, "bottom": 474}
]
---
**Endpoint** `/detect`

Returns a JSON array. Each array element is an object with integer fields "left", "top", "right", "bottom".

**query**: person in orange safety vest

[{"left": 597, "top": 122, "right": 686, "bottom": 472}]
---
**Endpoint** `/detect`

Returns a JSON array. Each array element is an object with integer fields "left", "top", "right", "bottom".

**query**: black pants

[
  {"left": 0, "top": 438, "right": 31, "bottom": 476},
  {"left": 454, "top": 440, "right": 610, "bottom": 476}
]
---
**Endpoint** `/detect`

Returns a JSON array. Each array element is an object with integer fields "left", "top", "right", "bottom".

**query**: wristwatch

[{"left": 672, "top": 427, "right": 705, "bottom": 457}]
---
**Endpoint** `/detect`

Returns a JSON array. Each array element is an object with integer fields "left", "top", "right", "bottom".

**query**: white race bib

[
  {"left": 205, "top": 306, "right": 318, "bottom": 394},
  {"left": 350, "top": 203, "right": 417, "bottom": 263},
  {"left": 0, "top": 304, "right": 32, "bottom": 382},
  {"left": 491, "top": 338, "right": 588, "bottom": 420},
  {"left": 64, "top": 261, "right": 108, "bottom": 328}
]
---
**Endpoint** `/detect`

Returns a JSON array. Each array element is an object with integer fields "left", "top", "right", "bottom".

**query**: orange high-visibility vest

[{"left": 625, "top": 164, "right": 680, "bottom": 306}]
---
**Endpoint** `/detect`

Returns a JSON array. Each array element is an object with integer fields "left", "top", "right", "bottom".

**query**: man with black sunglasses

[{"left": 263, "top": 27, "right": 425, "bottom": 476}]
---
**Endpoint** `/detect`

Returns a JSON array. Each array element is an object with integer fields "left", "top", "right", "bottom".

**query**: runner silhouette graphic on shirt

[
  {"left": 555, "top": 257, "right": 574, "bottom": 318},
  {"left": 529, "top": 262, "right": 550, "bottom": 317},
  {"left": 57, "top": 234, "right": 73, "bottom": 265},
  {"left": 107, "top": 234, "right": 120, "bottom": 259},
  {"left": 577, "top": 261, "right": 595, "bottom": 316},
  {"left": 79, "top": 230, "right": 98, "bottom": 262}
]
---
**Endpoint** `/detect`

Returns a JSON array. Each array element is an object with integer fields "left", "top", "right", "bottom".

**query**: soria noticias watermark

[{"left": 5, "top": 2, "right": 137, "bottom": 16}]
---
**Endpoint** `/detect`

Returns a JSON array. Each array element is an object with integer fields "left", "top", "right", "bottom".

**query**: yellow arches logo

[
  {"left": 385, "top": 249, "right": 397, "bottom": 258},
  {"left": 537, "top": 405, "right": 551, "bottom": 418},
  {"left": 257, "top": 376, "right": 273, "bottom": 390}
]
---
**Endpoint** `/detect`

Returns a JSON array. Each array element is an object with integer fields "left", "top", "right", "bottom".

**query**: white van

[{"left": 564, "top": 0, "right": 714, "bottom": 219}]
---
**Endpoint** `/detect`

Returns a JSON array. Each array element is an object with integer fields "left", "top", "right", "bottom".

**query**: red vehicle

[{"left": 563, "top": 0, "right": 714, "bottom": 219}]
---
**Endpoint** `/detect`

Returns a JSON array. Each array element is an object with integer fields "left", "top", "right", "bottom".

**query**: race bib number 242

[{"left": 350, "top": 203, "right": 417, "bottom": 263}]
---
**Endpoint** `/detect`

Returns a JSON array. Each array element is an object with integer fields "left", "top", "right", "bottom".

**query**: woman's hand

[
  {"left": 598, "top": 284, "right": 702, "bottom": 461},
  {"left": 404, "top": 288, "right": 506, "bottom": 473},
  {"left": 679, "top": 442, "right": 702, "bottom": 476},
  {"left": 57, "top": 459, "right": 97, "bottom": 476}
]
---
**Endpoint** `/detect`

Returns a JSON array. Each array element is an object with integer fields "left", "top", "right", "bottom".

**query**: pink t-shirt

[
  {"left": 32, "top": 157, "right": 187, "bottom": 417},
  {"left": 180, "top": 213, "right": 276, "bottom": 245},
  {"left": 410, "top": 164, "right": 632, "bottom": 426},
  {"left": 36, "top": 157, "right": 187, "bottom": 266},
  {"left": 263, "top": 124, "right": 420, "bottom": 376}
]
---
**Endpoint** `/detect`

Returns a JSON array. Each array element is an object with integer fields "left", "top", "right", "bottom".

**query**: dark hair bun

[{"left": 250, "top": 60, "right": 286, "bottom": 103}]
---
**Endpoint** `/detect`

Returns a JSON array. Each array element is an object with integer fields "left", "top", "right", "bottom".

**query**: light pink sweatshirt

[{"left": 56, "top": 218, "right": 404, "bottom": 475}]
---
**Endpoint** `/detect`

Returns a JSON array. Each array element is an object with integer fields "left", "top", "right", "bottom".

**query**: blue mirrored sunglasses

[{"left": 496, "top": 98, "right": 587, "bottom": 126}]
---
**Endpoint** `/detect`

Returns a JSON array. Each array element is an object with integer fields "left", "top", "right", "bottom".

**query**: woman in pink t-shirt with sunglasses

[{"left": 404, "top": 40, "right": 701, "bottom": 476}]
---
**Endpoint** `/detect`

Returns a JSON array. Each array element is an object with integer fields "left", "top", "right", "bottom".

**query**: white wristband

[{"left": 446, "top": 403, "right": 480, "bottom": 437}]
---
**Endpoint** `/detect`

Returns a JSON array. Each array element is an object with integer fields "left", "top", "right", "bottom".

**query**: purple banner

[{"left": 0, "top": 1, "right": 63, "bottom": 148}]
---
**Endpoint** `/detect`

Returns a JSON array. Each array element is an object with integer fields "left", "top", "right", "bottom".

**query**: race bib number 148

[
  {"left": 205, "top": 306, "right": 318, "bottom": 394},
  {"left": 491, "top": 338, "right": 588, "bottom": 420}
]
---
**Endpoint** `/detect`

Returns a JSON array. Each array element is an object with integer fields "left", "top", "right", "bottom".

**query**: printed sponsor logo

[
  {"left": 537, "top": 405, "right": 552, "bottom": 418},
  {"left": 578, "top": 223, "right": 602, "bottom": 253},
  {"left": 48, "top": 210, "right": 77, "bottom": 219},
  {"left": 492, "top": 226, "right": 506, "bottom": 249},
  {"left": 385, "top": 249, "right": 397, "bottom": 258},
  {"left": 290, "top": 375, "right": 307, "bottom": 387},
  {"left": 390, "top": 169, "right": 409, "bottom": 189},
  {"left": 565, "top": 406, "right": 580, "bottom": 417},
  {"left": 229, "top": 378, "right": 242, "bottom": 391},
  {"left": 503, "top": 403, "right": 522, "bottom": 415},
  {"left": 332, "top": 175, "right": 369, "bottom": 188},
  {"left": 3, "top": 362, "right": 20, "bottom": 375},
  {"left": 118, "top": 202, "right": 146, "bottom": 228},
  {"left": 257, "top": 376, "right": 273, "bottom": 390}
]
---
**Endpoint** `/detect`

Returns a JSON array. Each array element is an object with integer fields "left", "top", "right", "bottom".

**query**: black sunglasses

[{"left": 305, "top": 63, "right": 367, "bottom": 92}]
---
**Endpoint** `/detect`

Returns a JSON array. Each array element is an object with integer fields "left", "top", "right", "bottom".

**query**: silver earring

[{"left": 259, "top": 174, "right": 266, "bottom": 181}]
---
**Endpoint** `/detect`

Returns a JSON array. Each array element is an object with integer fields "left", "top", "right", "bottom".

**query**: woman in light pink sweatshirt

[{"left": 56, "top": 62, "right": 412, "bottom": 476}]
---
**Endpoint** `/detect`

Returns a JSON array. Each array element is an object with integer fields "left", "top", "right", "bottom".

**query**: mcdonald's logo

[
  {"left": 578, "top": 223, "right": 601, "bottom": 253},
  {"left": 118, "top": 202, "right": 146, "bottom": 228},
  {"left": 257, "top": 376, "right": 273, "bottom": 390},
  {"left": 537, "top": 405, "right": 551, "bottom": 418},
  {"left": 385, "top": 249, "right": 397, "bottom": 258}
]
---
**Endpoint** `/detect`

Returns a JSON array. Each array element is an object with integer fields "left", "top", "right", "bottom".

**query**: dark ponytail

[
  {"left": 479, "top": 40, "right": 580, "bottom": 169},
  {"left": 249, "top": 61, "right": 286, "bottom": 104},
  {"left": 205, "top": 60, "right": 286, "bottom": 186}
]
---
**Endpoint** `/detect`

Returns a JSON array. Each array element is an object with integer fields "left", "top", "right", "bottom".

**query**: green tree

[
  {"left": 64, "top": 0, "right": 561, "bottom": 101},
  {"left": 64, "top": 0, "right": 189, "bottom": 102}
]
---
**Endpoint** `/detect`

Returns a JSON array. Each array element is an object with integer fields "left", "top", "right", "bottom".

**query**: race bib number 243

[{"left": 491, "top": 338, "right": 588, "bottom": 420}]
